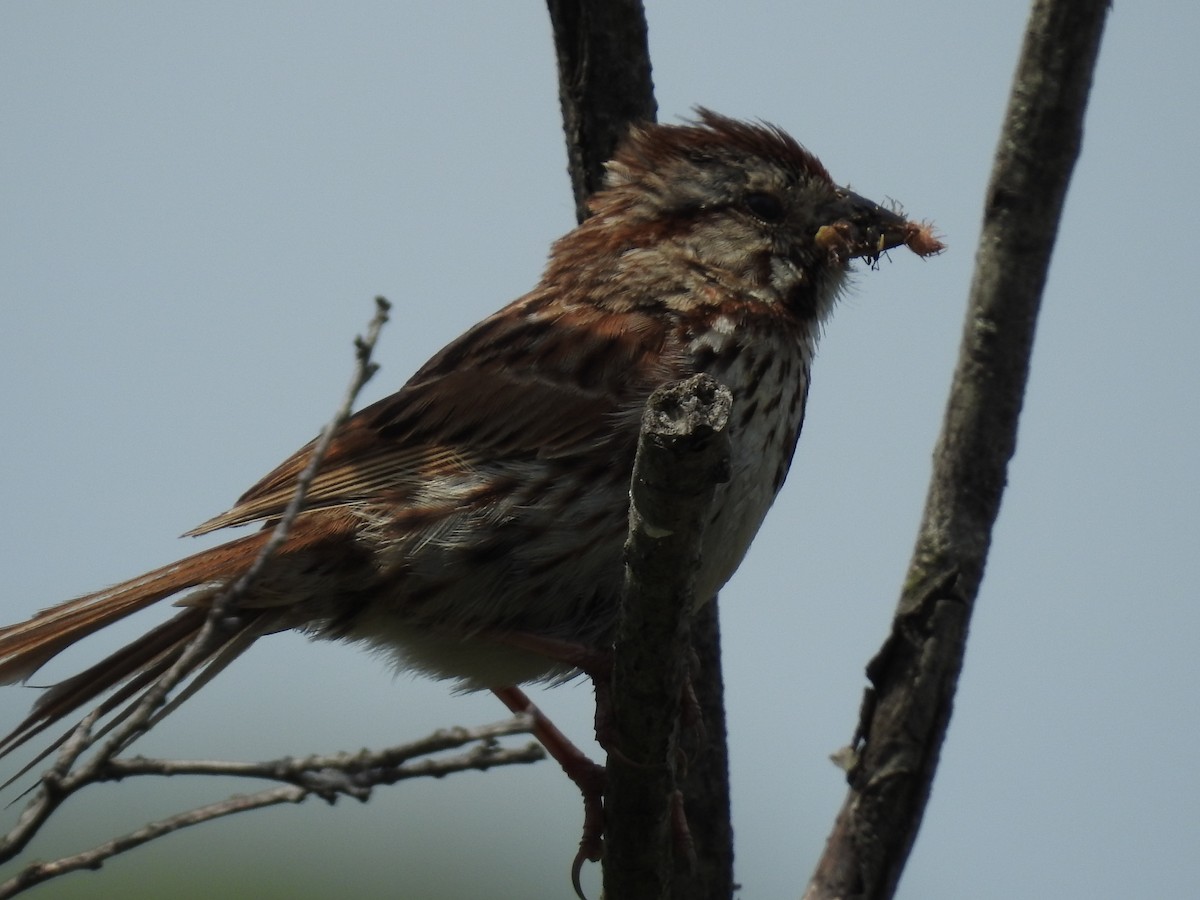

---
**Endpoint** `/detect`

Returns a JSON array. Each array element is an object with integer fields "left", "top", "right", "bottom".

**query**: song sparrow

[{"left": 0, "top": 110, "right": 940, "bottom": 766}]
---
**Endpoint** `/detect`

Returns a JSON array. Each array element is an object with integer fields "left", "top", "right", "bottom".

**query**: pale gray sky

[{"left": 2, "top": 3, "right": 1197, "bottom": 898}]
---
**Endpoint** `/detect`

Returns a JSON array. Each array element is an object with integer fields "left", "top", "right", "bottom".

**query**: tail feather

[
  {"left": 0, "top": 531, "right": 270, "bottom": 685},
  {"left": 0, "top": 604, "right": 273, "bottom": 787},
  {"left": 0, "top": 530, "right": 274, "bottom": 768},
  {"left": 0, "top": 608, "right": 210, "bottom": 781}
]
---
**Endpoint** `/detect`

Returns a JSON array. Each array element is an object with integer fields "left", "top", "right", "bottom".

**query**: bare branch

[
  {"left": 669, "top": 597, "right": 733, "bottom": 900},
  {"left": 546, "top": 0, "right": 656, "bottom": 222},
  {"left": 604, "top": 374, "right": 731, "bottom": 900},
  {"left": 804, "top": 2, "right": 1110, "bottom": 898},
  {"left": 0, "top": 729, "right": 542, "bottom": 899},
  {"left": 546, "top": 8, "right": 735, "bottom": 896},
  {"left": 0, "top": 787, "right": 304, "bottom": 899},
  {"left": 91, "top": 295, "right": 393, "bottom": 772},
  {"left": 0, "top": 298, "right": 394, "bottom": 874},
  {"left": 0, "top": 297, "right": 547, "bottom": 895},
  {"left": 100, "top": 716, "right": 540, "bottom": 789}
]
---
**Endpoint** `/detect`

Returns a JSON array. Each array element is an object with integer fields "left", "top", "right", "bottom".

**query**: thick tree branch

[
  {"left": 804, "top": 2, "right": 1110, "bottom": 898},
  {"left": 546, "top": 0, "right": 657, "bottom": 222},
  {"left": 668, "top": 595, "right": 734, "bottom": 900},
  {"left": 547, "top": 7, "right": 734, "bottom": 896},
  {"left": 604, "top": 375, "right": 731, "bottom": 900}
]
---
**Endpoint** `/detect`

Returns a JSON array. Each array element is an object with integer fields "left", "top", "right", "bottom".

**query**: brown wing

[{"left": 188, "top": 295, "right": 674, "bottom": 535}]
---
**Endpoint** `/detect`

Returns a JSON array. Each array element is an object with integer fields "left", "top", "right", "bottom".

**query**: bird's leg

[
  {"left": 486, "top": 631, "right": 626, "bottom": 753},
  {"left": 489, "top": 631, "right": 697, "bottom": 893},
  {"left": 491, "top": 685, "right": 604, "bottom": 899}
]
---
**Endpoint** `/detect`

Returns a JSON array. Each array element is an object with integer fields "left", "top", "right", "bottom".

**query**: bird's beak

[{"left": 816, "top": 188, "right": 944, "bottom": 263}]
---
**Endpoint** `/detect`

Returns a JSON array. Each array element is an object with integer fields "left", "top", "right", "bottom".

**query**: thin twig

[
  {"left": 100, "top": 716, "right": 539, "bottom": 788},
  {"left": 93, "top": 295, "right": 393, "bottom": 768},
  {"left": 0, "top": 298, "right": 392, "bottom": 872},
  {"left": 0, "top": 788, "right": 304, "bottom": 899},
  {"left": 0, "top": 736, "right": 541, "bottom": 899}
]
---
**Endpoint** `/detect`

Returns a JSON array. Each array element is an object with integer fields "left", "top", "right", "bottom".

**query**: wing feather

[{"left": 189, "top": 297, "right": 673, "bottom": 536}]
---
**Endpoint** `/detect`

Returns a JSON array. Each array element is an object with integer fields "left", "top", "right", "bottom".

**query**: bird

[{"left": 0, "top": 110, "right": 940, "bottom": 788}]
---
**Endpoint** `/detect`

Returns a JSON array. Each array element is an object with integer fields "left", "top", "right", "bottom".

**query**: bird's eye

[{"left": 744, "top": 191, "right": 786, "bottom": 223}]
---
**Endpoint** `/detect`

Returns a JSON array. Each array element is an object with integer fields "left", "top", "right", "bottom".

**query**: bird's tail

[{"left": 0, "top": 529, "right": 273, "bottom": 765}]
